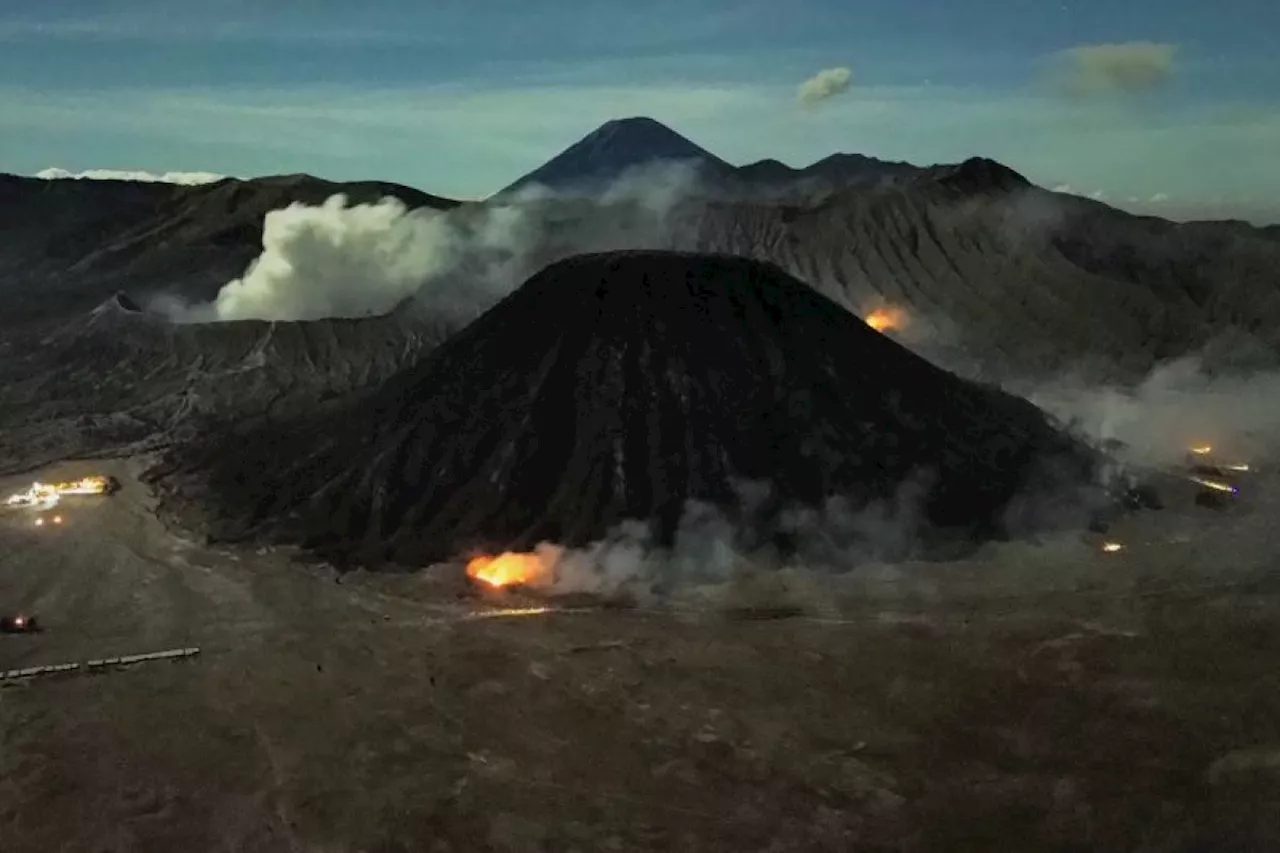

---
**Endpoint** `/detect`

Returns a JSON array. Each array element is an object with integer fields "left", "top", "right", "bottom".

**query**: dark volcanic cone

[{"left": 160, "top": 251, "right": 1104, "bottom": 566}]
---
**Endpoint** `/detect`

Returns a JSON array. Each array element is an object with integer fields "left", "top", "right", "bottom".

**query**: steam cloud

[
  {"left": 36, "top": 167, "right": 227, "bottom": 185},
  {"left": 797, "top": 66, "right": 853, "bottom": 105},
  {"left": 1049, "top": 42, "right": 1177, "bottom": 96},
  {"left": 172, "top": 160, "right": 704, "bottom": 323}
]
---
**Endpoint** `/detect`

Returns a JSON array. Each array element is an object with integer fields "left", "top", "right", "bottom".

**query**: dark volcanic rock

[{"left": 156, "top": 251, "right": 1104, "bottom": 567}]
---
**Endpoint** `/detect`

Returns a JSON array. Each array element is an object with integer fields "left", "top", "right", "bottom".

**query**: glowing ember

[
  {"left": 1188, "top": 445, "right": 1213, "bottom": 456},
  {"left": 1101, "top": 542, "right": 1124, "bottom": 553},
  {"left": 1189, "top": 475, "right": 1237, "bottom": 494},
  {"left": 464, "top": 607, "right": 559, "bottom": 621},
  {"left": 466, "top": 552, "right": 551, "bottom": 588},
  {"left": 1224, "top": 463, "right": 1251, "bottom": 472},
  {"left": 5, "top": 476, "right": 111, "bottom": 509},
  {"left": 864, "top": 307, "right": 907, "bottom": 333},
  {"left": 53, "top": 515, "right": 63, "bottom": 525},
  {"left": 34, "top": 518, "right": 44, "bottom": 527}
]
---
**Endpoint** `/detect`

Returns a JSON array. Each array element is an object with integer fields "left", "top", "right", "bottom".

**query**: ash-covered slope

[
  {"left": 153, "top": 251, "right": 1103, "bottom": 566},
  {"left": 0, "top": 172, "right": 459, "bottom": 331},
  {"left": 0, "top": 292, "right": 457, "bottom": 473},
  {"left": 661, "top": 173, "right": 1280, "bottom": 378}
]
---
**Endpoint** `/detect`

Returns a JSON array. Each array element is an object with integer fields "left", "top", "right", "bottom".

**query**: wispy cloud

[
  {"left": 1045, "top": 41, "right": 1178, "bottom": 97},
  {"left": 797, "top": 66, "right": 853, "bottom": 105},
  {"left": 0, "top": 0, "right": 777, "bottom": 49}
]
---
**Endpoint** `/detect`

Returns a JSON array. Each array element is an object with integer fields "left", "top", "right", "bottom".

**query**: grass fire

[
  {"left": 466, "top": 551, "right": 553, "bottom": 589},
  {"left": 863, "top": 306, "right": 907, "bottom": 333},
  {"left": 4, "top": 475, "right": 118, "bottom": 510}
]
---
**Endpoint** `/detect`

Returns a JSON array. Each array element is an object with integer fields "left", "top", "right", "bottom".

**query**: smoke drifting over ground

[
  {"left": 481, "top": 467, "right": 1102, "bottom": 605},
  {"left": 1027, "top": 356, "right": 1280, "bottom": 466},
  {"left": 172, "top": 161, "right": 702, "bottom": 323},
  {"left": 36, "top": 167, "right": 228, "bottom": 185}
]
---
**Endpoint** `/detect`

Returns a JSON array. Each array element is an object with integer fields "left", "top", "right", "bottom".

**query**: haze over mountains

[{"left": 4, "top": 114, "right": 1279, "bottom": 484}]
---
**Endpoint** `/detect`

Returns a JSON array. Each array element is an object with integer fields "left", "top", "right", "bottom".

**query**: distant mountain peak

[
  {"left": 923, "top": 157, "right": 1031, "bottom": 193},
  {"left": 497, "top": 116, "right": 734, "bottom": 196}
]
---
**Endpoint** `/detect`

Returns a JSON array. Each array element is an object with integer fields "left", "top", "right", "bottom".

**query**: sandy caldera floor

[{"left": 1, "top": 458, "right": 1279, "bottom": 853}]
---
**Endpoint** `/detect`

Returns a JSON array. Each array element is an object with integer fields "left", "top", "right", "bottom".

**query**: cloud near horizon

[
  {"left": 797, "top": 67, "right": 852, "bottom": 105},
  {"left": 36, "top": 167, "right": 227, "bottom": 184}
]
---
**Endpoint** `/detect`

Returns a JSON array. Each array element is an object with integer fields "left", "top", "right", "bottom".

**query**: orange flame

[
  {"left": 864, "top": 307, "right": 906, "bottom": 333},
  {"left": 5, "top": 475, "right": 111, "bottom": 509},
  {"left": 466, "top": 552, "right": 551, "bottom": 589}
]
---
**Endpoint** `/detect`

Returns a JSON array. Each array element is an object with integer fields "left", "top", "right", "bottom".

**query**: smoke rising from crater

[{"left": 173, "top": 161, "right": 704, "bottom": 324}]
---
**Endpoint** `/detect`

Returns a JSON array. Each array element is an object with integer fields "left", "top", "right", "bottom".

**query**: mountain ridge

[{"left": 493, "top": 115, "right": 1030, "bottom": 198}]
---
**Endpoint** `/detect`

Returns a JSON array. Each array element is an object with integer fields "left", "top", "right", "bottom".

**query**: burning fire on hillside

[
  {"left": 864, "top": 306, "right": 907, "bottom": 333},
  {"left": 466, "top": 551, "right": 553, "bottom": 589},
  {"left": 4, "top": 475, "right": 117, "bottom": 510}
]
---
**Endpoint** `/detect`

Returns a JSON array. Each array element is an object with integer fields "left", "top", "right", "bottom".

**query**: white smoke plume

[
  {"left": 171, "top": 160, "right": 704, "bottom": 323},
  {"left": 797, "top": 66, "right": 853, "bottom": 105},
  {"left": 35, "top": 167, "right": 227, "bottom": 185},
  {"left": 188, "top": 195, "right": 529, "bottom": 322}
]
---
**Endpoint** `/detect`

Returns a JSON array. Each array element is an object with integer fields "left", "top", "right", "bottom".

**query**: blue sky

[{"left": 1, "top": 0, "right": 1277, "bottom": 217}]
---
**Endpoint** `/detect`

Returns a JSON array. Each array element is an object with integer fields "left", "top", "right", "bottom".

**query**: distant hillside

[{"left": 659, "top": 179, "right": 1280, "bottom": 379}]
